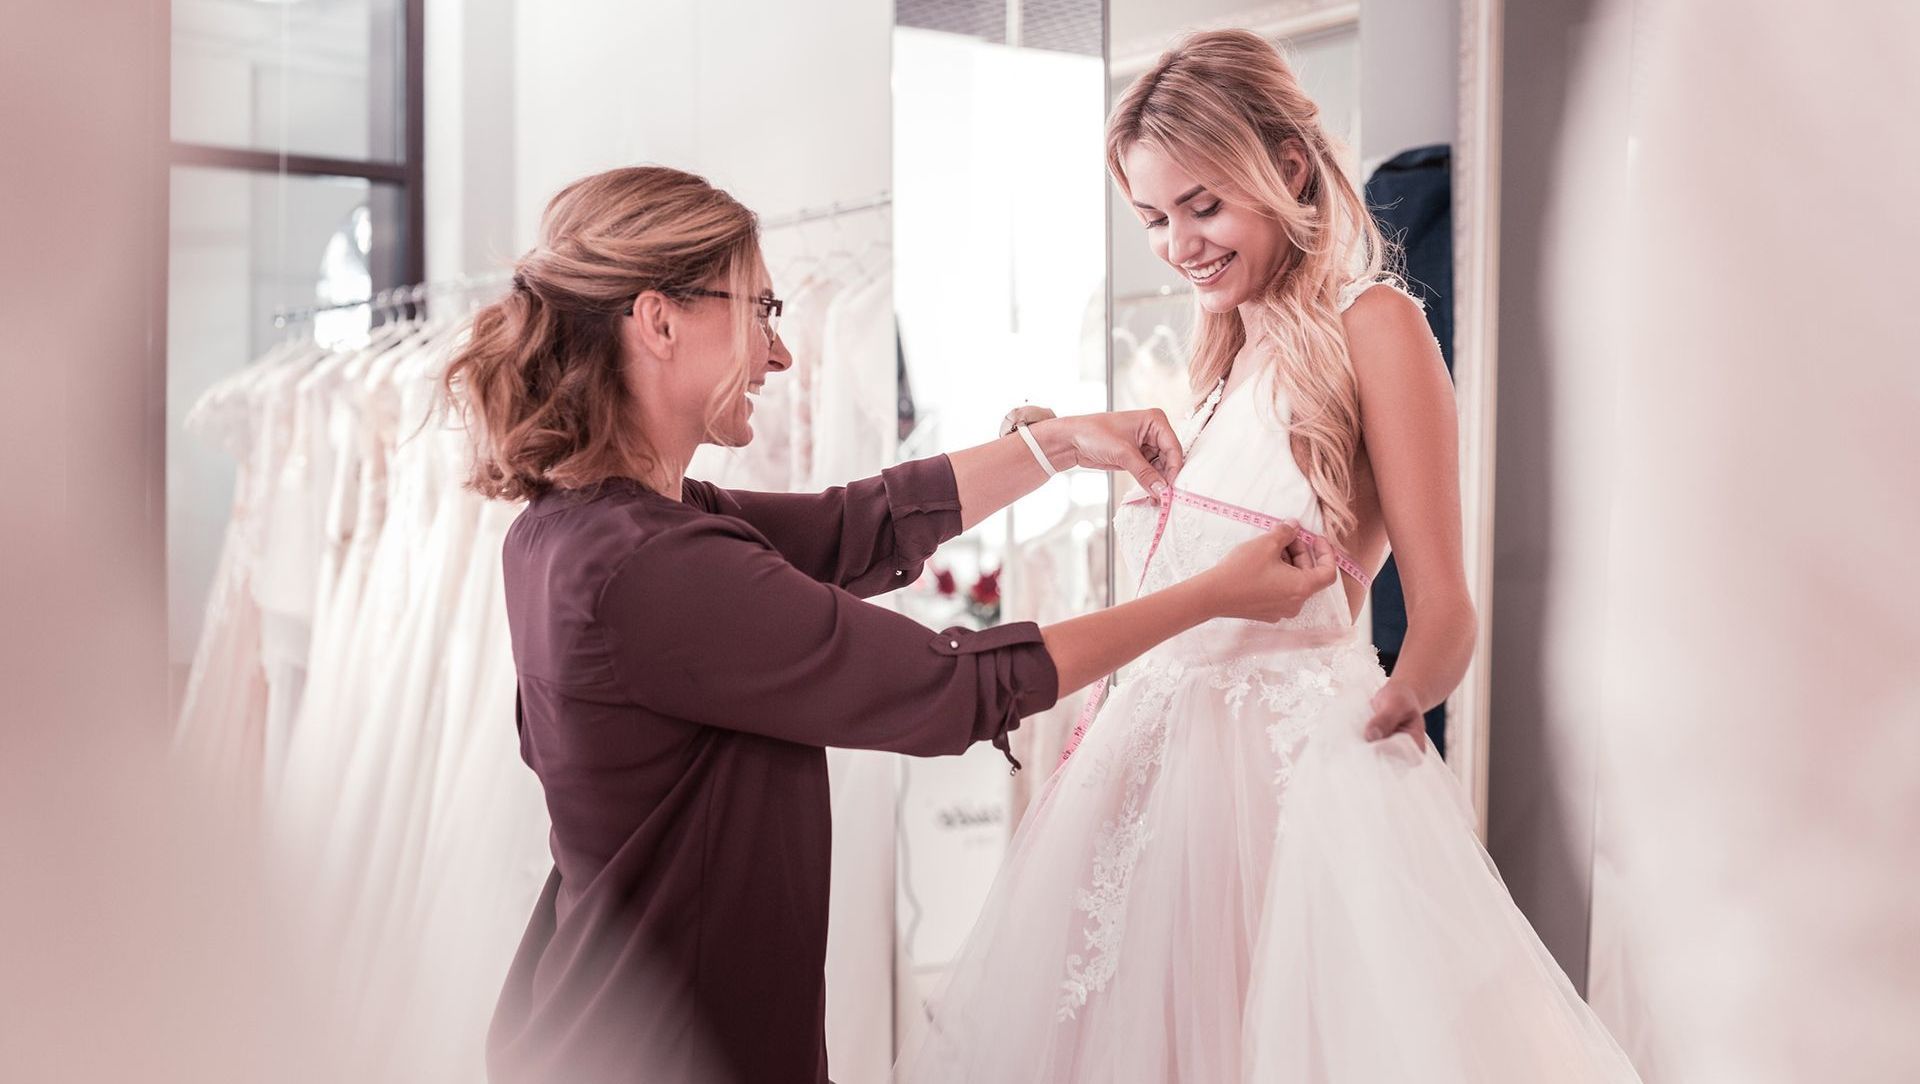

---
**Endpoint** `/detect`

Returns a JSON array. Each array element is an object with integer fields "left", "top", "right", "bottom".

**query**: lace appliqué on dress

[
  {"left": 1057, "top": 659, "right": 1185, "bottom": 1020},
  {"left": 1209, "top": 648, "right": 1342, "bottom": 790}
]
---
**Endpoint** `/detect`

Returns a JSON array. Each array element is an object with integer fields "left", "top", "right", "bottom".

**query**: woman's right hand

[{"left": 1200, "top": 523, "right": 1339, "bottom": 622}]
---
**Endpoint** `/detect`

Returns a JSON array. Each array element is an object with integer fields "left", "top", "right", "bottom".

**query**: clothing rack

[
  {"left": 271, "top": 192, "right": 892, "bottom": 325},
  {"left": 271, "top": 269, "right": 512, "bottom": 328},
  {"left": 761, "top": 191, "right": 892, "bottom": 231}
]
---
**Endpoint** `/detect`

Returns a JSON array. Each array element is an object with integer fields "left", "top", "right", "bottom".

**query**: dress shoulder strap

[{"left": 1336, "top": 277, "right": 1425, "bottom": 314}]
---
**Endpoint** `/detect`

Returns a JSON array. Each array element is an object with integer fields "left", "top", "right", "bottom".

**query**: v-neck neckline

[{"left": 1186, "top": 360, "right": 1264, "bottom": 455}]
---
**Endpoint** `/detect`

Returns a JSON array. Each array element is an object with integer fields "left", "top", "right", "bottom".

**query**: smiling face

[
  {"left": 1121, "top": 141, "right": 1293, "bottom": 314},
  {"left": 681, "top": 254, "right": 792, "bottom": 448}
]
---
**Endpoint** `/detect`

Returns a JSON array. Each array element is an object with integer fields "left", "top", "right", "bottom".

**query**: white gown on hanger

[
  {"left": 898, "top": 284, "right": 1642, "bottom": 1083},
  {"left": 173, "top": 361, "right": 276, "bottom": 798}
]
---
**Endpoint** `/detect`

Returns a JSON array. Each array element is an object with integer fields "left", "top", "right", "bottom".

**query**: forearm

[
  {"left": 1384, "top": 594, "right": 1477, "bottom": 711},
  {"left": 1039, "top": 576, "right": 1218, "bottom": 695},
  {"left": 948, "top": 418, "right": 1071, "bottom": 531}
]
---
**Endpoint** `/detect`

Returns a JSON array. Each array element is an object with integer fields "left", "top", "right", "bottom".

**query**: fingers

[
  {"left": 1363, "top": 711, "right": 1428, "bottom": 752},
  {"left": 1364, "top": 710, "right": 1402, "bottom": 742},
  {"left": 1305, "top": 533, "right": 1336, "bottom": 583},
  {"left": 1282, "top": 535, "right": 1312, "bottom": 569},
  {"left": 1120, "top": 446, "right": 1170, "bottom": 502},
  {"left": 1139, "top": 410, "right": 1183, "bottom": 484},
  {"left": 998, "top": 404, "right": 1057, "bottom": 438},
  {"left": 1267, "top": 520, "right": 1302, "bottom": 548},
  {"left": 1303, "top": 535, "right": 1337, "bottom": 588},
  {"left": 1363, "top": 709, "right": 1386, "bottom": 740},
  {"left": 1309, "top": 534, "right": 1336, "bottom": 568},
  {"left": 1405, "top": 718, "right": 1430, "bottom": 753}
]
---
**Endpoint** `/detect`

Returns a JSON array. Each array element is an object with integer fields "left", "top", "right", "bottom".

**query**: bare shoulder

[
  {"left": 1341, "top": 282, "right": 1428, "bottom": 349},
  {"left": 1341, "top": 284, "right": 1445, "bottom": 385}
]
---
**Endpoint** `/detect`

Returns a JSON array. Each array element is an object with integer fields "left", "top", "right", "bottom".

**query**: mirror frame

[{"left": 1450, "top": 0, "right": 1503, "bottom": 839}]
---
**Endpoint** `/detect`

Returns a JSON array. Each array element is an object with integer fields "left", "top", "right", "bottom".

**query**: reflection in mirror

[
  {"left": 892, "top": 6, "right": 1635, "bottom": 1083},
  {"left": 887, "top": 0, "right": 1110, "bottom": 1059},
  {"left": 1108, "top": 0, "right": 1469, "bottom": 773}
]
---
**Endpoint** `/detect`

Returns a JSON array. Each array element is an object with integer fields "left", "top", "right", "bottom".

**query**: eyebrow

[{"left": 1131, "top": 184, "right": 1208, "bottom": 212}]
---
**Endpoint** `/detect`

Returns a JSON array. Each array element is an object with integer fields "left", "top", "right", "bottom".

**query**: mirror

[
  {"left": 886, "top": 0, "right": 1112, "bottom": 1063},
  {"left": 1107, "top": 0, "right": 1500, "bottom": 830}
]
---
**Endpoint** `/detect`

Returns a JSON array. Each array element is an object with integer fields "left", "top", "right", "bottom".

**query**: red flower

[
  {"left": 969, "top": 568, "right": 1002, "bottom": 606},
  {"left": 933, "top": 567, "right": 957, "bottom": 596}
]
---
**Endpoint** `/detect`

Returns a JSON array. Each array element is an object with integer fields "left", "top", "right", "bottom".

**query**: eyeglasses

[{"left": 683, "top": 288, "right": 783, "bottom": 339}]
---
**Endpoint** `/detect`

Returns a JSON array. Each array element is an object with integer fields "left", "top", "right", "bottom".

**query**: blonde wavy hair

[
  {"left": 445, "top": 165, "right": 762, "bottom": 501},
  {"left": 1107, "top": 28, "right": 1401, "bottom": 539}
]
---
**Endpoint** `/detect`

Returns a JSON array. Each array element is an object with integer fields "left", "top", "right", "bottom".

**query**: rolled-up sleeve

[
  {"left": 597, "top": 515, "right": 1058, "bottom": 765},
  {"left": 698, "top": 455, "right": 961, "bottom": 597}
]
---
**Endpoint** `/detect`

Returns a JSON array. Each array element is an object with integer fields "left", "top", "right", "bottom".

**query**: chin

[
  {"left": 702, "top": 421, "right": 754, "bottom": 449},
  {"left": 1194, "top": 290, "right": 1243, "bottom": 314}
]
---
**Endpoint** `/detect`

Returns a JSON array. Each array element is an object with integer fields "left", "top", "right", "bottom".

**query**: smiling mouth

[{"left": 1184, "top": 252, "right": 1236, "bottom": 284}]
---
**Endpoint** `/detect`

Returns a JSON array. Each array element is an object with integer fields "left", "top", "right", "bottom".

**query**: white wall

[
  {"left": 502, "top": 0, "right": 890, "bottom": 253},
  {"left": 424, "top": 0, "right": 518, "bottom": 283},
  {"left": 1587, "top": 4, "right": 1920, "bottom": 1080},
  {"left": 1358, "top": 0, "right": 1457, "bottom": 165},
  {"left": 428, "top": 0, "right": 892, "bottom": 272},
  {"left": 1485, "top": 0, "right": 1632, "bottom": 993}
]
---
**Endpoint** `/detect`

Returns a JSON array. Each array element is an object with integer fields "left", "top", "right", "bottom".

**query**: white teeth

[{"left": 1186, "top": 252, "right": 1235, "bottom": 283}]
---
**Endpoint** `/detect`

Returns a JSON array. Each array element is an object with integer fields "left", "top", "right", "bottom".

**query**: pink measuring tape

[{"left": 1054, "top": 486, "right": 1371, "bottom": 768}]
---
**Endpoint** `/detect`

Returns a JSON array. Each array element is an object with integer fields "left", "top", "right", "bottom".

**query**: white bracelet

[{"left": 1014, "top": 421, "right": 1058, "bottom": 477}]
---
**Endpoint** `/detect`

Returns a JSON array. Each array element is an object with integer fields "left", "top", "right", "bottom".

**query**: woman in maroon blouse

[{"left": 445, "top": 165, "right": 1337, "bottom": 1084}]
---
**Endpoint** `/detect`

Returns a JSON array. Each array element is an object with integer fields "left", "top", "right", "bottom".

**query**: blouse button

[
  {"left": 949, "top": 640, "right": 960, "bottom": 649},
  {"left": 894, "top": 569, "right": 905, "bottom": 576}
]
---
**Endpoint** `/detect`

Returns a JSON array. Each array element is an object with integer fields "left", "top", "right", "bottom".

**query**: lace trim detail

[
  {"left": 1054, "top": 645, "right": 1381, "bottom": 1019},
  {"left": 1337, "top": 276, "right": 1425, "bottom": 314},
  {"left": 1175, "top": 377, "right": 1228, "bottom": 452},
  {"left": 1057, "top": 659, "right": 1185, "bottom": 1019}
]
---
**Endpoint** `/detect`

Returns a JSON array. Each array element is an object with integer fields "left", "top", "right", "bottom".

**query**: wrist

[
  {"left": 1381, "top": 675, "right": 1434, "bottom": 712},
  {"left": 1171, "top": 569, "right": 1229, "bottom": 623},
  {"left": 1025, "top": 416, "right": 1077, "bottom": 473}
]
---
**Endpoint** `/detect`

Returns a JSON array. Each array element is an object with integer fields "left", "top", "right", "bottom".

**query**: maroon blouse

[{"left": 487, "top": 455, "right": 1059, "bottom": 1084}]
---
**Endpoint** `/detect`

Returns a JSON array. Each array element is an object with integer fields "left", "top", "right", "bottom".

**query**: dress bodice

[{"left": 1115, "top": 332, "right": 1364, "bottom": 666}]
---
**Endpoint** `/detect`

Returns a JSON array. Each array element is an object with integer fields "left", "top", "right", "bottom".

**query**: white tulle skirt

[{"left": 896, "top": 641, "right": 1641, "bottom": 1083}]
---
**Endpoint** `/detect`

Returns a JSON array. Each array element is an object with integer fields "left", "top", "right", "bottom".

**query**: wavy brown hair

[
  {"left": 1107, "top": 29, "right": 1402, "bottom": 539},
  {"left": 445, "top": 165, "right": 761, "bottom": 501}
]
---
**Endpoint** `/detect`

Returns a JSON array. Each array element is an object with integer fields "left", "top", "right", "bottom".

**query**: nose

[
  {"left": 766, "top": 330, "right": 793, "bottom": 372},
  {"left": 1166, "top": 219, "right": 1204, "bottom": 265}
]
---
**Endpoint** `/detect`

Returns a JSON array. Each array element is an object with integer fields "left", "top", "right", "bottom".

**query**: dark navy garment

[{"left": 1366, "top": 144, "right": 1455, "bottom": 754}]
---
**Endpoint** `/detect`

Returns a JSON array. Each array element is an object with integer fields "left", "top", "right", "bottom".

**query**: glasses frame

[{"left": 682, "top": 287, "right": 783, "bottom": 339}]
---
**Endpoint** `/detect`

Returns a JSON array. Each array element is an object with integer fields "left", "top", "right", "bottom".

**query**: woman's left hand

[
  {"left": 1363, "top": 681, "right": 1430, "bottom": 751},
  {"left": 1054, "top": 410, "right": 1185, "bottom": 500}
]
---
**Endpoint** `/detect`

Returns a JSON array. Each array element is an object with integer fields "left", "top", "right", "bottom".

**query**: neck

[
  {"left": 628, "top": 403, "right": 701, "bottom": 503},
  {"left": 1237, "top": 297, "right": 1275, "bottom": 331},
  {"left": 640, "top": 459, "right": 688, "bottom": 502}
]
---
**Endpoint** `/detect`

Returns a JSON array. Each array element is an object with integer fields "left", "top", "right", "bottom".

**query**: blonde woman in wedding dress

[{"left": 898, "top": 30, "right": 1642, "bottom": 1083}]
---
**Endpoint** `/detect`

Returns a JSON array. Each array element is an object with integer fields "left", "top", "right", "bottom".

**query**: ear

[
  {"left": 628, "top": 291, "right": 679, "bottom": 361},
  {"left": 1280, "top": 143, "right": 1312, "bottom": 200}
]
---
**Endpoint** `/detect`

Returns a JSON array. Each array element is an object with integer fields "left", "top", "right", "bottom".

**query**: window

[{"left": 165, "top": 0, "right": 424, "bottom": 685}]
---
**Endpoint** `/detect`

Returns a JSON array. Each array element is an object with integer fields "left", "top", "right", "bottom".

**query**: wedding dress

[{"left": 897, "top": 283, "right": 1641, "bottom": 1083}]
